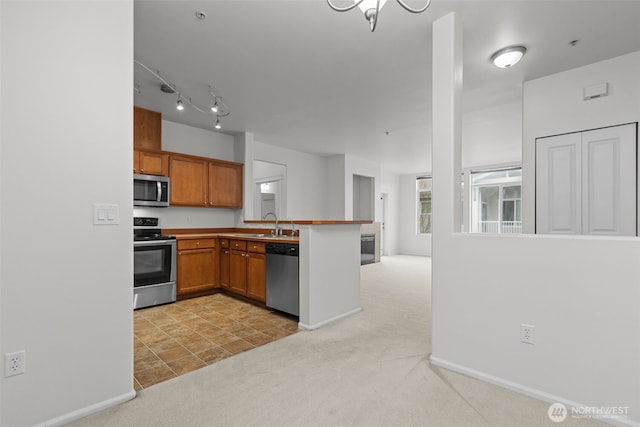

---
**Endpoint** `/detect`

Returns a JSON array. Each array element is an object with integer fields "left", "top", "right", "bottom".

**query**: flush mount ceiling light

[
  {"left": 490, "top": 45, "right": 527, "bottom": 68},
  {"left": 134, "top": 59, "right": 230, "bottom": 131},
  {"left": 327, "top": 0, "right": 431, "bottom": 32}
]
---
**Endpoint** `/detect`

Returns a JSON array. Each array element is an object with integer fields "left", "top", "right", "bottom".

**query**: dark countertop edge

[
  {"left": 162, "top": 228, "right": 299, "bottom": 243},
  {"left": 243, "top": 220, "right": 373, "bottom": 225}
]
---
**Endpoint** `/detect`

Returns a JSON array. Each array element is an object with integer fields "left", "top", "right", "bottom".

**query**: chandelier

[{"left": 327, "top": 0, "right": 432, "bottom": 32}]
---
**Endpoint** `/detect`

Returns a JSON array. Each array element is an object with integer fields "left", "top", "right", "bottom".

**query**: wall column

[{"left": 430, "top": 11, "right": 462, "bottom": 356}]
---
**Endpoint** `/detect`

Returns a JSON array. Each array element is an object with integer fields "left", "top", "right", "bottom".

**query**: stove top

[
  {"left": 134, "top": 230, "right": 176, "bottom": 241},
  {"left": 133, "top": 217, "right": 175, "bottom": 241}
]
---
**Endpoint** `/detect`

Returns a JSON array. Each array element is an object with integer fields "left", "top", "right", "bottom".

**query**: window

[
  {"left": 416, "top": 177, "right": 432, "bottom": 234},
  {"left": 470, "top": 168, "right": 522, "bottom": 234}
]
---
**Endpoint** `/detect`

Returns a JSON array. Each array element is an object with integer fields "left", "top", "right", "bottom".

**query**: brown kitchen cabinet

[
  {"left": 219, "top": 239, "right": 230, "bottom": 289},
  {"left": 177, "top": 238, "right": 217, "bottom": 297},
  {"left": 169, "top": 154, "right": 243, "bottom": 208},
  {"left": 227, "top": 240, "right": 266, "bottom": 302},
  {"left": 134, "top": 149, "right": 168, "bottom": 176},
  {"left": 134, "top": 106, "right": 161, "bottom": 150},
  {"left": 246, "top": 242, "right": 266, "bottom": 302},
  {"left": 209, "top": 161, "right": 243, "bottom": 208},
  {"left": 169, "top": 155, "right": 208, "bottom": 206}
]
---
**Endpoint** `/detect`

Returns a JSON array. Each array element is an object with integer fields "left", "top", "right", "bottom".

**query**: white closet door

[
  {"left": 536, "top": 133, "right": 582, "bottom": 234},
  {"left": 581, "top": 124, "right": 636, "bottom": 236}
]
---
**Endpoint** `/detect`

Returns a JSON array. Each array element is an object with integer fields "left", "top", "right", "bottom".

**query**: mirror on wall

[{"left": 253, "top": 160, "right": 287, "bottom": 220}]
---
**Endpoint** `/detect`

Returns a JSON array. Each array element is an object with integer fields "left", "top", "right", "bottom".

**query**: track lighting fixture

[
  {"left": 327, "top": 0, "right": 432, "bottom": 32},
  {"left": 134, "top": 60, "right": 231, "bottom": 131}
]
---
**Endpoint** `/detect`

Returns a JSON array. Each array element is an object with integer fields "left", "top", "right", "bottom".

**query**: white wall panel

[{"left": 1, "top": 2, "right": 135, "bottom": 425}]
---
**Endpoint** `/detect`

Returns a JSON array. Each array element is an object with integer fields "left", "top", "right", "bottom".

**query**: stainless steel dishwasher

[{"left": 266, "top": 242, "right": 299, "bottom": 316}]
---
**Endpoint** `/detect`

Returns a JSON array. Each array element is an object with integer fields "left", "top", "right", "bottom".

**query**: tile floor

[{"left": 133, "top": 293, "right": 299, "bottom": 390}]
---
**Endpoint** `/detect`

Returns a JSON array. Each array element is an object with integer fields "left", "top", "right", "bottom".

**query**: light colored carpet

[{"left": 69, "top": 256, "right": 600, "bottom": 427}]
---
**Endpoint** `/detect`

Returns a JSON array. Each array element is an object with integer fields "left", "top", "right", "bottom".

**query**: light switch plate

[{"left": 93, "top": 203, "right": 119, "bottom": 225}]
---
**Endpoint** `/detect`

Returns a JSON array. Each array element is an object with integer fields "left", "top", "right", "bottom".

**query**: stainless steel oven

[{"left": 133, "top": 217, "right": 176, "bottom": 309}]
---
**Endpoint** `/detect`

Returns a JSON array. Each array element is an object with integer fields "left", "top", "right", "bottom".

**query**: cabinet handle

[
  {"left": 141, "top": 168, "right": 144, "bottom": 173},
  {"left": 246, "top": 254, "right": 250, "bottom": 258},
  {"left": 224, "top": 250, "right": 229, "bottom": 254},
  {"left": 196, "top": 242, "right": 200, "bottom": 246}
]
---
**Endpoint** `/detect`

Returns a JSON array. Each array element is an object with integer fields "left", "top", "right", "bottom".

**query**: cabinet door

[
  {"left": 133, "top": 106, "right": 161, "bottom": 150},
  {"left": 133, "top": 150, "right": 140, "bottom": 174},
  {"left": 219, "top": 248, "right": 230, "bottom": 289},
  {"left": 170, "top": 155, "right": 208, "bottom": 206},
  {"left": 138, "top": 150, "right": 168, "bottom": 176},
  {"left": 209, "top": 162, "right": 243, "bottom": 208},
  {"left": 536, "top": 124, "right": 637, "bottom": 236},
  {"left": 229, "top": 250, "right": 247, "bottom": 295},
  {"left": 177, "top": 248, "right": 216, "bottom": 296},
  {"left": 582, "top": 124, "right": 636, "bottom": 236},
  {"left": 536, "top": 133, "right": 582, "bottom": 234},
  {"left": 246, "top": 253, "right": 266, "bottom": 302}
]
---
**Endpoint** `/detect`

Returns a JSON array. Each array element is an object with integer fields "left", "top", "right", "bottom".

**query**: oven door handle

[{"left": 134, "top": 240, "right": 176, "bottom": 247}]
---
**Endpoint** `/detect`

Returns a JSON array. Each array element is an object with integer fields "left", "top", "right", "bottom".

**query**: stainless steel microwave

[{"left": 134, "top": 174, "right": 170, "bottom": 207}]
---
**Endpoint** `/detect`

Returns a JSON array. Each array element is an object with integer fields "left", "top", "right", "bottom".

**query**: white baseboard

[
  {"left": 36, "top": 389, "right": 136, "bottom": 427},
  {"left": 299, "top": 307, "right": 362, "bottom": 330},
  {"left": 429, "top": 356, "right": 639, "bottom": 427}
]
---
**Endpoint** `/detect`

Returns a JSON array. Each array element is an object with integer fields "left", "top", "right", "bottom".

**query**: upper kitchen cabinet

[
  {"left": 209, "top": 161, "right": 243, "bottom": 208},
  {"left": 134, "top": 148, "right": 168, "bottom": 176},
  {"left": 169, "top": 155, "right": 208, "bottom": 206},
  {"left": 169, "top": 153, "right": 243, "bottom": 208},
  {"left": 133, "top": 106, "right": 161, "bottom": 150}
]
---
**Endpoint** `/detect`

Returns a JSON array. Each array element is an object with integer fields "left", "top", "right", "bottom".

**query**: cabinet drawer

[
  {"left": 248, "top": 241, "right": 265, "bottom": 253},
  {"left": 230, "top": 240, "right": 247, "bottom": 251},
  {"left": 219, "top": 239, "right": 229, "bottom": 248},
  {"left": 178, "top": 239, "right": 216, "bottom": 250}
]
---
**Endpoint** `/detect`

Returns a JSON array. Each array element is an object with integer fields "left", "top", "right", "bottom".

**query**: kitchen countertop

[{"left": 171, "top": 232, "right": 299, "bottom": 244}]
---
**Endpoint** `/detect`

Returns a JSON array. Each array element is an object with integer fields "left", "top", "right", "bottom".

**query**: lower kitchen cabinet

[
  {"left": 229, "top": 249, "right": 247, "bottom": 295},
  {"left": 246, "top": 251, "right": 266, "bottom": 302},
  {"left": 227, "top": 240, "right": 266, "bottom": 302},
  {"left": 219, "top": 239, "right": 230, "bottom": 289},
  {"left": 177, "top": 238, "right": 217, "bottom": 297}
]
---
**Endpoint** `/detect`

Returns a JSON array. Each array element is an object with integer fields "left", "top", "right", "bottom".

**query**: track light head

[{"left": 176, "top": 98, "right": 184, "bottom": 111}]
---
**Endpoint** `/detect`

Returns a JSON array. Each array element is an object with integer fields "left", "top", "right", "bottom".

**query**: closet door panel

[
  {"left": 582, "top": 124, "right": 636, "bottom": 236},
  {"left": 536, "top": 133, "right": 582, "bottom": 234}
]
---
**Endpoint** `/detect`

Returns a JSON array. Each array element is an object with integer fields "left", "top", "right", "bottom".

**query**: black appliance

[{"left": 361, "top": 234, "right": 375, "bottom": 265}]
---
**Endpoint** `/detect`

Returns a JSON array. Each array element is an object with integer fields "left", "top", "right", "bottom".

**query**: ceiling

[{"left": 134, "top": 0, "right": 640, "bottom": 174}]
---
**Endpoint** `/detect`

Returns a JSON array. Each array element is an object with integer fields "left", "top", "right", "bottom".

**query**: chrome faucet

[
  {"left": 263, "top": 212, "right": 282, "bottom": 236},
  {"left": 289, "top": 217, "right": 297, "bottom": 236}
]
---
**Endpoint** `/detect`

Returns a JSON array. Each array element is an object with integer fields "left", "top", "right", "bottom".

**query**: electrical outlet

[
  {"left": 521, "top": 324, "right": 535, "bottom": 344},
  {"left": 5, "top": 351, "right": 26, "bottom": 377}
]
